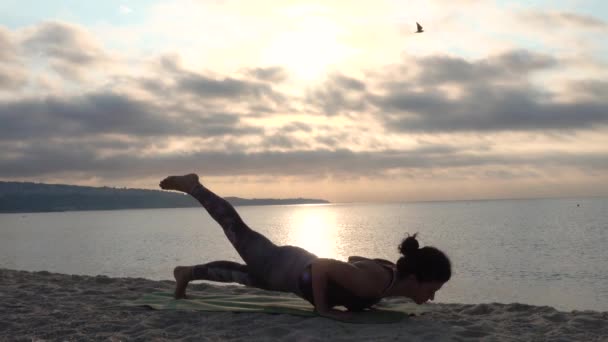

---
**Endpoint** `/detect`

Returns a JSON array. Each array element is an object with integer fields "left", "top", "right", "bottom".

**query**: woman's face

[{"left": 412, "top": 280, "right": 444, "bottom": 304}]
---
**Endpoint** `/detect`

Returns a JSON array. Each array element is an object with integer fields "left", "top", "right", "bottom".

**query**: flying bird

[{"left": 416, "top": 22, "right": 424, "bottom": 33}]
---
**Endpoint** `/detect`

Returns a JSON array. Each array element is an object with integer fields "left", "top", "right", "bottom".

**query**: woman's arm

[{"left": 310, "top": 258, "right": 381, "bottom": 315}]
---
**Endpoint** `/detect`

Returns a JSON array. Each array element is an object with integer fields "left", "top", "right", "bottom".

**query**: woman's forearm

[{"left": 310, "top": 259, "right": 330, "bottom": 313}]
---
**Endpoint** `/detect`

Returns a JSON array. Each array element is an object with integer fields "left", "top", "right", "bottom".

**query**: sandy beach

[{"left": 1, "top": 268, "right": 607, "bottom": 341}]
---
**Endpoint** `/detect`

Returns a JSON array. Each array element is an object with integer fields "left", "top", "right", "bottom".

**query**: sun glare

[
  {"left": 261, "top": 16, "right": 357, "bottom": 81},
  {"left": 288, "top": 207, "right": 340, "bottom": 258}
]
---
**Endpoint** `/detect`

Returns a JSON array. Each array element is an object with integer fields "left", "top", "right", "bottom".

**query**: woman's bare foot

[
  {"left": 159, "top": 174, "right": 200, "bottom": 194},
  {"left": 173, "top": 266, "right": 193, "bottom": 299}
]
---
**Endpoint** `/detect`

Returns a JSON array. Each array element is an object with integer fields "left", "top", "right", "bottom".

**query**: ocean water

[{"left": 1, "top": 197, "right": 607, "bottom": 312}]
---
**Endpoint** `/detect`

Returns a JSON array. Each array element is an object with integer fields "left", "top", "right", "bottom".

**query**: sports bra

[{"left": 298, "top": 258, "right": 397, "bottom": 312}]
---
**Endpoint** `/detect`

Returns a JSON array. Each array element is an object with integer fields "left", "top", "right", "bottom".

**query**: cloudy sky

[{"left": 1, "top": 0, "right": 607, "bottom": 202}]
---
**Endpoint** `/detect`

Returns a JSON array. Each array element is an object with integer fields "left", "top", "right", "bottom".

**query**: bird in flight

[{"left": 416, "top": 22, "right": 424, "bottom": 33}]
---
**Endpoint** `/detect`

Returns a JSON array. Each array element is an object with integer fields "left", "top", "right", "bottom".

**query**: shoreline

[{"left": 2, "top": 268, "right": 607, "bottom": 341}]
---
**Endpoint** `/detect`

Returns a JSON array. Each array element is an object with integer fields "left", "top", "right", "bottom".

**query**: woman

[{"left": 160, "top": 173, "right": 451, "bottom": 320}]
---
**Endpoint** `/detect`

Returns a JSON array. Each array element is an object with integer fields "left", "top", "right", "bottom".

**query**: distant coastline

[{"left": 0, "top": 181, "right": 329, "bottom": 213}]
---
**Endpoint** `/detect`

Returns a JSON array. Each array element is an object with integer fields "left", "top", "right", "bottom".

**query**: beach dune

[{"left": 2, "top": 268, "right": 607, "bottom": 341}]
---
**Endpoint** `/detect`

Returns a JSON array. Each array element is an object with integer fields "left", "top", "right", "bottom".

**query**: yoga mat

[{"left": 125, "top": 292, "right": 432, "bottom": 324}]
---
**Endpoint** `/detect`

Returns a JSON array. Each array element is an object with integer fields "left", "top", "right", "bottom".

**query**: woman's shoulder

[
  {"left": 351, "top": 259, "right": 392, "bottom": 275},
  {"left": 348, "top": 256, "right": 395, "bottom": 267},
  {"left": 372, "top": 258, "right": 396, "bottom": 267}
]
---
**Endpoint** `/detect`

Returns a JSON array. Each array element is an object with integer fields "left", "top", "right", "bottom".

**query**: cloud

[
  {"left": 0, "top": 27, "right": 17, "bottom": 62},
  {"left": 261, "top": 133, "right": 303, "bottom": 150},
  {"left": 416, "top": 50, "right": 557, "bottom": 85},
  {"left": 0, "top": 92, "right": 264, "bottom": 141},
  {"left": 2, "top": 143, "right": 607, "bottom": 181},
  {"left": 0, "top": 64, "right": 27, "bottom": 90},
  {"left": 246, "top": 67, "right": 289, "bottom": 82},
  {"left": 281, "top": 122, "right": 313, "bottom": 133},
  {"left": 567, "top": 80, "right": 608, "bottom": 101},
  {"left": 147, "top": 55, "right": 287, "bottom": 107},
  {"left": 0, "top": 27, "right": 27, "bottom": 89},
  {"left": 306, "top": 74, "right": 369, "bottom": 115},
  {"left": 520, "top": 10, "right": 608, "bottom": 29},
  {"left": 177, "top": 73, "right": 283, "bottom": 103},
  {"left": 20, "top": 21, "right": 110, "bottom": 80},
  {"left": 2, "top": 39, "right": 606, "bottom": 188},
  {"left": 0, "top": 93, "right": 168, "bottom": 140},
  {"left": 304, "top": 50, "right": 608, "bottom": 133},
  {"left": 371, "top": 82, "right": 608, "bottom": 133}
]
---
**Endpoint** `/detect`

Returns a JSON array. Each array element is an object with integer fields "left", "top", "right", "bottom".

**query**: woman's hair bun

[{"left": 398, "top": 233, "right": 419, "bottom": 257}]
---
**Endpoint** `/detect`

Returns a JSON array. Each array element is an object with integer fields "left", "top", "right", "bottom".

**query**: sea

[{"left": 1, "top": 197, "right": 607, "bottom": 312}]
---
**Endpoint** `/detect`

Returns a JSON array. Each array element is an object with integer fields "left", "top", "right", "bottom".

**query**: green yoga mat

[{"left": 125, "top": 292, "right": 431, "bottom": 324}]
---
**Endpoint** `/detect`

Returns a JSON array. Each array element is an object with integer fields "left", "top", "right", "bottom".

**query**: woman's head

[{"left": 395, "top": 233, "right": 451, "bottom": 304}]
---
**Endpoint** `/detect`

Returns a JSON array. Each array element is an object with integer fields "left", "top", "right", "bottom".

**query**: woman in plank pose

[{"left": 161, "top": 173, "right": 451, "bottom": 320}]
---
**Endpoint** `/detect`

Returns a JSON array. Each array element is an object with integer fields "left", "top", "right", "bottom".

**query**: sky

[{"left": 0, "top": 0, "right": 607, "bottom": 203}]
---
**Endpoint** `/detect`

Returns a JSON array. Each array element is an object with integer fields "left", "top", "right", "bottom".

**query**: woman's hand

[{"left": 316, "top": 308, "right": 354, "bottom": 321}]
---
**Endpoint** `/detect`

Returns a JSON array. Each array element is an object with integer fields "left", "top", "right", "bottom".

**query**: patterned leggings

[{"left": 188, "top": 184, "right": 317, "bottom": 296}]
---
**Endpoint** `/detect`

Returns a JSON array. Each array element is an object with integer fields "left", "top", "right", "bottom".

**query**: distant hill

[{"left": 0, "top": 181, "right": 329, "bottom": 213}]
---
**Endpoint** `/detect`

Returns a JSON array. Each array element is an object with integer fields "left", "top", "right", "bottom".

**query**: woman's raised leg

[
  {"left": 160, "top": 174, "right": 278, "bottom": 269},
  {"left": 161, "top": 173, "right": 318, "bottom": 298}
]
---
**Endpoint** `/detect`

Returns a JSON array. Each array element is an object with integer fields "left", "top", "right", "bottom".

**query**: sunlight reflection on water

[{"left": 286, "top": 205, "right": 341, "bottom": 259}]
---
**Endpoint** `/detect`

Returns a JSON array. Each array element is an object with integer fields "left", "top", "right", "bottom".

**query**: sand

[{"left": 1, "top": 268, "right": 607, "bottom": 341}]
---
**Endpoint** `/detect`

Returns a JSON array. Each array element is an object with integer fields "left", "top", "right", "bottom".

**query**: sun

[
  {"left": 288, "top": 206, "right": 341, "bottom": 258},
  {"left": 261, "top": 15, "right": 357, "bottom": 81}
]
